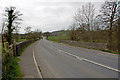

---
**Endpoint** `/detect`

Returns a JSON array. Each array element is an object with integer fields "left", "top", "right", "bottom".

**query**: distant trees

[
  {"left": 24, "top": 26, "right": 32, "bottom": 40},
  {"left": 3, "top": 6, "right": 22, "bottom": 45},
  {"left": 12, "top": 25, "right": 21, "bottom": 42},
  {"left": 43, "top": 32, "right": 51, "bottom": 39},
  {"left": 24, "top": 27, "right": 42, "bottom": 40},
  {"left": 69, "top": 23, "right": 77, "bottom": 40},
  {"left": 32, "top": 29, "right": 42, "bottom": 40}
]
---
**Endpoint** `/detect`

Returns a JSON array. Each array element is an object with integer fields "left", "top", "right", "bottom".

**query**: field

[
  {"left": 17, "top": 39, "right": 27, "bottom": 42},
  {"left": 47, "top": 35, "right": 69, "bottom": 42}
]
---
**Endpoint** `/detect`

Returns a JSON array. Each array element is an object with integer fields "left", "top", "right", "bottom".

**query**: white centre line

[{"left": 59, "top": 49, "right": 120, "bottom": 73}]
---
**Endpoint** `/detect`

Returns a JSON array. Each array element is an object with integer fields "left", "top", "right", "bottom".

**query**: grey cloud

[{"left": 0, "top": 0, "right": 104, "bottom": 33}]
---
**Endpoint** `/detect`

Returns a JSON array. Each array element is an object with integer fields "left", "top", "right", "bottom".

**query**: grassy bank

[
  {"left": 2, "top": 56, "right": 23, "bottom": 79},
  {"left": 2, "top": 41, "right": 35, "bottom": 79},
  {"left": 47, "top": 36, "right": 119, "bottom": 54}
]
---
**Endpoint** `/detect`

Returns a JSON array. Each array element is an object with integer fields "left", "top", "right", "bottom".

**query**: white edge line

[
  {"left": 46, "top": 41, "right": 120, "bottom": 73},
  {"left": 59, "top": 49, "right": 120, "bottom": 73},
  {"left": 33, "top": 46, "right": 43, "bottom": 78},
  {"left": 83, "top": 58, "right": 120, "bottom": 72}
]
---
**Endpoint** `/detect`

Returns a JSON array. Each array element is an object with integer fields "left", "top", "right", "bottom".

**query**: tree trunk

[
  {"left": 108, "top": 20, "right": 113, "bottom": 50},
  {"left": 7, "top": 20, "right": 12, "bottom": 45},
  {"left": 7, "top": 28, "right": 12, "bottom": 45}
]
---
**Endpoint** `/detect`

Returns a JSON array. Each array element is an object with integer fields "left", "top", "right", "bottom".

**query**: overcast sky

[{"left": 0, "top": 0, "right": 105, "bottom": 33}]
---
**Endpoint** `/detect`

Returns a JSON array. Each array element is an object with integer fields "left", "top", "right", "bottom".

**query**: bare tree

[
  {"left": 24, "top": 26, "right": 32, "bottom": 40},
  {"left": 69, "top": 23, "right": 77, "bottom": 40},
  {"left": 13, "top": 25, "right": 21, "bottom": 42},
  {"left": 97, "top": 0, "right": 120, "bottom": 50},
  {"left": 24, "top": 26, "right": 31, "bottom": 34},
  {"left": 74, "top": 2, "right": 95, "bottom": 31},
  {"left": 3, "top": 6, "right": 22, "bottom": 45},
  {"left": 32, "top": 29, "right": 42, "bottom": 40}
]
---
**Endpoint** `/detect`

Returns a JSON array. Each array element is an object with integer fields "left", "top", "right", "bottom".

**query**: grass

[
  {"left": 17, "top": 39, "right": 27, "bottom": 42},
  {"left": 64, "top": 42, "right": 120, "bottom": 54},
  {"left": 38, "top": 66, "right": 42, "bottom": 72},
  {"left": 47, "top": 36, "right": 69, "bottom": 42},
  {"left": 47, "top": 36, "right": 119, "bottom": 54},
  {"left": 8, "top": 57, "right": 23, "bottom": 78},
  {"left": 2, "top": 40, "right": 35, "bottom": 79},
  {"left": 2, "top": 56, "right": 23, "bottom": 79},
  {"left": 101, "top": 49, "right": 120, "bottom": 54}
]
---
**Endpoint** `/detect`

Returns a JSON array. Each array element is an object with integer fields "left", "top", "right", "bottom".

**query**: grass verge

[
  {"left": 101, "top": 49, "right": 119, "bottom": 54},
  {"left": 2, "top": 56, "right": 23, "bottom": 79},
  {"left": 2, "top": 41, "right": 35, "bottom": 79},
  {"left": 47, "top": 37, "right": 119, "bottom": 54}
]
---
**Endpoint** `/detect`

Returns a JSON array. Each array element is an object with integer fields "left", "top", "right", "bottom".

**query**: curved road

[{"left": 34, "top": 38, "right": 119, "bottom": 78}]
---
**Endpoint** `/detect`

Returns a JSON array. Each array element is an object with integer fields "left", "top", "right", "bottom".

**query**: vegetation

[
  {"left": 2, "top": 44, "right": 23, "bottom": 79},
  {"left": 2, "top": 39, "right": 35, "bottom": 79},
  {"left": 47, "top": 30, "right": 70, "bottom": 42},
  {"left": 2, "top": 56, "right": 23, "bottom": 79},
  {"left": 3, "top": 6, "right": 22, "bottom": 45},
  {"left": 47, "top": 36, "right": 69, "bottom": 42},
  {"left": 24, "top": 27, "right": 42, "bottom": 40},
  {"left": 1, "top": 1, "right": 120, "bottom": 79},
  {"left": 69, "top": 1, "right": 120, "bottom": 53},
  {"left": 17, "top": 39, "right": 27, "bottom": 42},
  {"left": 1, "top": 6, "right": 41, "bottom": 79},
  {"left": 47, "top": 1, "right": 120, "bottom": 53}
]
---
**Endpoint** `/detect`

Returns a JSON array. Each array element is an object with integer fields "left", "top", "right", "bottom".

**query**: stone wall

[
  {"left": 16, "top": 40, "right": 35, "bottom": 55},
  {"left": 60, "top": 40, "right": 107, "bottom": 50}
]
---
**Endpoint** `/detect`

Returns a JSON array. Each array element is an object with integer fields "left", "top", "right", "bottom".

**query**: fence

[
  {"left": 6, "top": 40, "right": 35, "bottom": 56},
  {"left": 59, "top": 40, "right": 107, "bottom": 50}
]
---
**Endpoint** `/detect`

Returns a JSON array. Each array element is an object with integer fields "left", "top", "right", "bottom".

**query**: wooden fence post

[
  {"left": 13, "top": 41, "right": 16, "bottom": 56},
  {"left": 6, "top": 42, "right": 9, "bottom": 49}
]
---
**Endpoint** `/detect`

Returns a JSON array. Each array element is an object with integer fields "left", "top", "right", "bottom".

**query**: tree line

[{"left": 69, "top": 1, "right": 120, "bottom": 53}]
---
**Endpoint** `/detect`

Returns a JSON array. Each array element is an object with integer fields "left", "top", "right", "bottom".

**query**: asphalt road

[{"left": 34, "top": 38, "right": 119, "bottom": 78}]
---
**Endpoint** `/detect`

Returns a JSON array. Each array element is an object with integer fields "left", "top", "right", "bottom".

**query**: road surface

[{"left": 34, "top": 38, "right": 119, "bottom": 78}]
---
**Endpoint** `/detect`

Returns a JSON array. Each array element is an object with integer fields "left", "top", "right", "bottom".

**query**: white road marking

[
  {"left": 48, "top": 40, "right": 119, "bottom": 72},
  {"left": 33, "top": 46, "right": 43, "bottom": 78},
  {"left": 59, "top": 49, "right": 120, "bottom": 73}
]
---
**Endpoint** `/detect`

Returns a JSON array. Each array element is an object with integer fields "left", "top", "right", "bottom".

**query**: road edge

[{"left": 33, "top": 44, "right": 43, "bottom": 78}]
